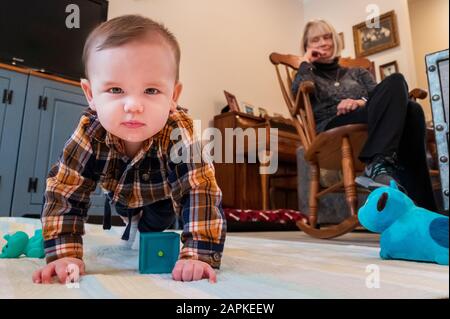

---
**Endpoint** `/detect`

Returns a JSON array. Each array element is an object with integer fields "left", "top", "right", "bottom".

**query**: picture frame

[
  {"left": 224, "top": 90, "right": 240, "bottom": 112},
  {"left": 379, "top": 60, "right": 398, "bottom": 80},
  {"left": 338, "top": 32, "right": 345, "bottom": 50},
  {"left": 241, "top": 102, "right": 256, "bottom": 115},
  {"left": 272, "top": 113, "right": 284, "bottom": 118},
  {"left": 352, "top": 10, "right": 399, "bottom": 57},
  {"left": 258, "top": 107, "right": 268, "bottom": 118}
]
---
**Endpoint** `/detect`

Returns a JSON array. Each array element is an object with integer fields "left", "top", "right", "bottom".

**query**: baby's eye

[
  {"left": 144, "top": 88, "right": 160, "bottom": 95},
  {"left": 107, "top": 87, "right": 124, "bottom": 94}
]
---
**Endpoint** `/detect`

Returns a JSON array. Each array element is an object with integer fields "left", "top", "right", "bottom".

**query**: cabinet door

[
  {"left": 11, "top": 76, "right": 106, "bottom": 216},
  {"left": 0, "top": 69, "right": 27, "bottom": 217}
]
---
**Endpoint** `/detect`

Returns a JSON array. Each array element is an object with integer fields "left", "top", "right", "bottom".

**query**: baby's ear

[
  {"left": 80, "top": 79, "right": 96, "bottom": 111},
  {"left": 170, "top": 82, "right": 183, "bottom": 112}
]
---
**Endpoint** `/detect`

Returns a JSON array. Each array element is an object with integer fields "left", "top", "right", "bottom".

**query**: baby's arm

[
  {"left": 34, "top": 114, "right": 98, "bottom": 284},
  {"left": 165, "top": 112, "right": 226, "bottom": 282}
]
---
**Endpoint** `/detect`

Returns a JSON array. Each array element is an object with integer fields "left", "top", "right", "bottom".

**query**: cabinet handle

[
  {"left": 2, "top": 89, "right": 13, "bottom": 104},
  {"left": 28, "top": 178, "right": 38, "bottom": 193},
  {"left": 38, "top": 96, "right": 48, "bottom": 110},
  {"left": 7, "top": 90, "right": 12, "bottom": 104}
]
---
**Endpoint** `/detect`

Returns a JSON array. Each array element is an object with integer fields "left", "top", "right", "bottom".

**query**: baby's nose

[{"left": 124, "top": 98, "right": 144, "bottom": 113}]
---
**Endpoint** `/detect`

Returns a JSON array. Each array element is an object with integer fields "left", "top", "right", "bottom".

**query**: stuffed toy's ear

[{"left": 390, "top": 180, "right": 399, "bottom": 190}]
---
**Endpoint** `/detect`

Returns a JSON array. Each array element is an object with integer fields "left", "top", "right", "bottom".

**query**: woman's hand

[
  {"left": 297, "top": 48, "right": 327, "bottom": 66},
  {"left": 336, "top": 99, "right": 366, "bottom": 116}
]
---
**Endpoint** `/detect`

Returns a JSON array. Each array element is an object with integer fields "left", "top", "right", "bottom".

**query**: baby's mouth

[{"left": 122, "top": 121, "right": 145, "bottom": 128}]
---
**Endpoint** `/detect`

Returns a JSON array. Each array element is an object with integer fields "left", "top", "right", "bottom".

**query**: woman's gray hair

[{"left": 301, "top": 19, "right": 342, "bottom": 59}]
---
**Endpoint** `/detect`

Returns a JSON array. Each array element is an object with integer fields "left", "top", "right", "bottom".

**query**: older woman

[{"left": 292, "top": 19, "right": 436, "bottom": 211}]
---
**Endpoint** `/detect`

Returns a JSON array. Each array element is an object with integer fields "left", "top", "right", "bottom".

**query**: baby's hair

[{"left": 82, "top": 14, "right": 181, "bottom": 81}]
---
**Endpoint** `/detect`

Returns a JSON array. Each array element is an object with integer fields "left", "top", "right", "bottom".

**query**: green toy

[
  {"left": 25, "top": 229, "right": 45, "bottom": 258},
  {"left": 0, "top": 229, "right": 45, "bottom": 259}
]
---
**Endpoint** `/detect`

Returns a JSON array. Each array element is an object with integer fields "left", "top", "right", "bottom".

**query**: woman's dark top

[{"left": 291, "top": 57, "right": 377, "bottom": 132}]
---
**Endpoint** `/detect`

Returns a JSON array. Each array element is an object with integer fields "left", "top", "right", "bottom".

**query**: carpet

[{"left": 0, "top": 217, "right": 448, "bottom": 299}]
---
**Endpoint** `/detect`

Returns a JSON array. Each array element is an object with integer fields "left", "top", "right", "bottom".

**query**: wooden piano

[{"left": 213, "top": 111, "right": 301, "bottom": 210}]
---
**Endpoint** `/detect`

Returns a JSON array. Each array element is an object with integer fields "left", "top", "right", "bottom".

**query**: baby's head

[{"left": 80, "top": 15, "right": 182, "bottom": 146}]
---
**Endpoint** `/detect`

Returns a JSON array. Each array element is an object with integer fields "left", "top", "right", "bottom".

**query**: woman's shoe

[{"left": 355, "top": 154, "right": 407, "bottom": 193}]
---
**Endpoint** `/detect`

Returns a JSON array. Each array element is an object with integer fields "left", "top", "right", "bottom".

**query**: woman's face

[{"left": 306, "top": 31, "right": 334, "bottom": 62}]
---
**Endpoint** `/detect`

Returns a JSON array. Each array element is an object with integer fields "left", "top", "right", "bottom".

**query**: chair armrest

[
  {"left": 299, "top": 80, "right": 315, "bottom": 95},
  {"left": 409, "top": 88, "right": 427, "bottom": 100},
  {"left": 269, "top": 52, "right": 302, "bottom": 69},
  {"left": 295, "top": 80, "right": 317, "bottom": 140}
]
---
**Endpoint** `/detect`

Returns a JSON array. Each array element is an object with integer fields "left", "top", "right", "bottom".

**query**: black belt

[
  {"left": 103, "top": 196, "right": 112, "bottom": 230},
  {"left": 103, "top": 194, "right": 136, "bottom": 240}
]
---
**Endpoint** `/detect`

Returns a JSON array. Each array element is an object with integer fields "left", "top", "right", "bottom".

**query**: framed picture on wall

[
  {"left": 379, "top": 61, "right": 399, "bottom": 80},
  {"left": 224, "top": 90, "right": 240, "bottom": 112},
  {"left": 352, "top": 10, "right": 400, "bottom": 57}
]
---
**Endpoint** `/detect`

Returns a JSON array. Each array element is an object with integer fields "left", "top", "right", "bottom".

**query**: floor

[
  {"left": 228, "top": 230, "right": 381, "bottom": 247},
  {"left": 2, "top": 217, "right": 447, "bottom": 298},
  {"left": 24, "top": 214, "right": 381, "bottom": 247}
]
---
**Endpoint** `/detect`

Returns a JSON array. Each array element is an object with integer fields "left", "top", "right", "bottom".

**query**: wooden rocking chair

[{"left": 269, "top": 53, "right": 428, "bottom": 239}]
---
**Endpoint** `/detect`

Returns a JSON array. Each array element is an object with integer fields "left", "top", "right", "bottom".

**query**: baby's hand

[
  {"left": 172, "top": 259, "right": 217, "bottom": 283},
  {"left": 32, "top": 257, "right": 85, "bottom": 284}
]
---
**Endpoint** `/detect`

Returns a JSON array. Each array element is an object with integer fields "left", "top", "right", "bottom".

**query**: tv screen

[{"left": 0, "top": 0, "right": 108, "bottom": 80}]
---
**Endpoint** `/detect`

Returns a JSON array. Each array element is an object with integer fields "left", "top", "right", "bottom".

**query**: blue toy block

[{"left": 139, "top": 232, "right": 180, "bottom": 274}]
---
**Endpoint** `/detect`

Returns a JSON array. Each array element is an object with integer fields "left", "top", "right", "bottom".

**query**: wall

[
  {"left": 108, "top": 0, "right": 305, "bottom": 128},
  {"left": 408, "top": 0, "right": 449, "bottom": 120},
  {"left": 302, "top": 0, "right": 418, "bottom": 91}
]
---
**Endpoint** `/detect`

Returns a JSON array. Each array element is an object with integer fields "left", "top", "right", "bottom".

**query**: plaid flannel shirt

[{"left": 41, "top": 108, "right": 226, "bottom": 268}]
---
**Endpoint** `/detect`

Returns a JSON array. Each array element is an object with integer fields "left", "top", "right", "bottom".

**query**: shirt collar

[{"left": 105, "top": 131, "right": 154, "bottom": 161}]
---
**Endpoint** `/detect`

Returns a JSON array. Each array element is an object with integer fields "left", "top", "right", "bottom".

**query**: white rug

[{"left": 0, "top": 217, "right": 448, "bottom": 299}]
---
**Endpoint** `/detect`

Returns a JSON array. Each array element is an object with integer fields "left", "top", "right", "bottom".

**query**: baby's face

[{"left": 81, "top": 39, "right": 182, "bottom": 146}]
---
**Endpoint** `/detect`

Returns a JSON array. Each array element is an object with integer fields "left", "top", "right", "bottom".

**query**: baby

[{"left": 32, "top": 15, "right": 226, "bottom": 284}]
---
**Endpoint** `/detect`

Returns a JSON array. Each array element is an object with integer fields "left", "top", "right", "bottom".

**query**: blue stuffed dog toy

[{"left": 358, "top": 181, "right": 448, "bottom": 265}]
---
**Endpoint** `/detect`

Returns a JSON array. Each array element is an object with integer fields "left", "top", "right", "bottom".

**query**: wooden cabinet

[
  {"left": 213, "top": 111, "right": 301, "bottom": 210},
  {"left": 0, "top": 63, "right": 105, "bottom": 217},
  {"left": 0, "top": 68, "right": 28, "bottom": 216}
]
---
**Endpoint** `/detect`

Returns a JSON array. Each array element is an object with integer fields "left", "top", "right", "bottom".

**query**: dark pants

[
  {"left": 114, "top": 198, "right": 177, "bottom": 240},
  {"left": 325, "top": 73, "right": 437, "bottom": 211}
]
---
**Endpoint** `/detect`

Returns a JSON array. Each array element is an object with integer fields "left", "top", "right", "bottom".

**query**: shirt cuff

[
  {"left": 44, "top": 234, "right": 84, "bottom": 264},
  {"left": 179, "top": 245, "right": 223, "bottom": 269}
]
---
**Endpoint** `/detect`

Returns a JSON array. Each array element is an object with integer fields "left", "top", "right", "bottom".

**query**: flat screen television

[{"left": 0, "top": 0, "right": 108, "bottom": 80}]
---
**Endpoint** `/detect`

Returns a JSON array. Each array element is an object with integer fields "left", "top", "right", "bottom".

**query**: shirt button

[
  {"left": 212, "top": 252, "right": 221, "bottom": 262},
  {"left": 142, "top": 173, "right": 150, "bottom": 182}
]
